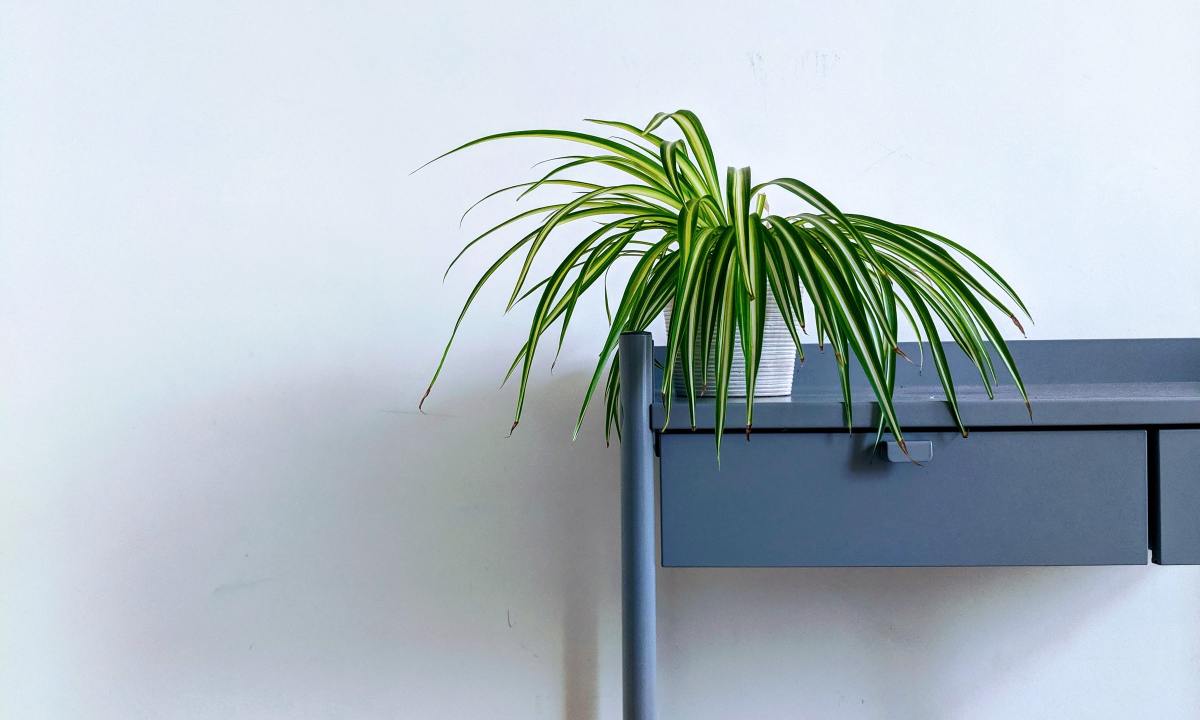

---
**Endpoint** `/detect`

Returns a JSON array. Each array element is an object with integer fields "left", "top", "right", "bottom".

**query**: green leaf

[
  {"left": 726, "top": 166, "right": 756, "bottom": 296},
  {"left": 738, "top": 215, "right": 769, "bottom": 431},
  {"left": 712, "top": 250, "right": 739, "bottom": 461},
  {"left": 644, "top": 109, "right": 722, "bottom": 205},
  {"left": 506, "top": 185, "right": 676, "bottom": 310},
  {"left": 902, "top": 222, "right": 1032, "bottom": 323},
  {"left": 413, "top": 128, "right": 668, "bottom": 185},
  {"left": 890, "top": 272, "right": 967, "bottom": 436},
  {"left": 660, "top": 201, "right": 708, "bottom": 428},
  {"left": 572, "top": 234, "right": 676, "bottom": 439}
]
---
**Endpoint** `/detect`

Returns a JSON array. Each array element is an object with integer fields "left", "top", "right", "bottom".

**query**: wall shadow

[
  {"left": 659, "top": 561, "right": 1148, "bottom": 718},
  {"left": 414, "top": 367, "right": 618, "bottom": 720}
]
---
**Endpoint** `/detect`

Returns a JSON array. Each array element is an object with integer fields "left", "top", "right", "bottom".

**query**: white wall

[{"left": 3, "top": 2, "right": 1199, "bottom": 718}]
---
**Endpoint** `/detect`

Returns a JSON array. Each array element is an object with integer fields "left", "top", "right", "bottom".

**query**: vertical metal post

[{"left": 618, "top": 332, "right": 656, "bottom": 720}]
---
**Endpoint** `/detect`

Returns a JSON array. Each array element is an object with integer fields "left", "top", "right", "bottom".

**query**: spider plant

[{"left": 417, "top": 110, "right": 1031, "bottom": 458}]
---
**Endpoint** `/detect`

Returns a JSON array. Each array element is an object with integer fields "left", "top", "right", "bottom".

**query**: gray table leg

[{"left": 619, "top": 332, "right": 656, "bottom": 720}]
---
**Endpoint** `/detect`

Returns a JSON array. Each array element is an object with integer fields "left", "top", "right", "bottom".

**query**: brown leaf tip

[{"left": 1010, "top": 315, "right": 1027, "bottom": 337}]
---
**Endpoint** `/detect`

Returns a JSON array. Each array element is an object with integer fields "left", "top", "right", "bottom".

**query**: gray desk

[{"left": 617, "top": 335, "right": 1200, "bottom": 720}]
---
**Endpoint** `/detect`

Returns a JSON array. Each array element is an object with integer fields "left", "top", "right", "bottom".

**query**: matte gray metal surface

[
  {"left": 618, "top": 332, "right": 657, "bottom": 720},
  {"left": 1153, "top": 429, "right": 1200, "bottom": 565},
  {"left": 659, "top": 430, "right": 1148, "bottom": 567},
  {"left": 650, "top": 339, "right": 1200, "bottom": 430}
]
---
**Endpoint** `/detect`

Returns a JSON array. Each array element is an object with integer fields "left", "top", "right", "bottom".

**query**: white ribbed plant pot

[{"left": 662, "top": 292, "right": 797, "bottom": 398}]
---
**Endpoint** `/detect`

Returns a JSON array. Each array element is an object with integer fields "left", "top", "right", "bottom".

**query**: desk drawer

[
  {"left": 1153, "top": 429, "right": 1200, "bottom": 564},
  {"left": 659, "top": 430, "right": 1147, "bottom": 567}
]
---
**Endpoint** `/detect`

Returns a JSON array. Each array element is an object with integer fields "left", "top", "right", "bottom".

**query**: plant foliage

[{"left": 418, "top": 110, "right": 1031, "bottom": 458}]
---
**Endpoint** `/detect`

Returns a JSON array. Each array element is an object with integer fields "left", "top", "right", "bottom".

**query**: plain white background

[{"left": 3, "top": 1, "right": 1199, "bottom": 718}]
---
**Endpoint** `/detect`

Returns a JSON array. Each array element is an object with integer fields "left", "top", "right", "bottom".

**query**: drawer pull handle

[{"left": 886, "top": 440, "right": 933, "bottom": 463}]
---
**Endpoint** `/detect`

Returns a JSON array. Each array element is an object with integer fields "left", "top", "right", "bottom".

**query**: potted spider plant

[{"left": 418, "top": 110, "right": 1030, "bottom": 458}]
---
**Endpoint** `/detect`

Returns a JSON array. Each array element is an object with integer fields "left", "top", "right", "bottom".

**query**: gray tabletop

[{"left": 651, "top": 338, "right": 1200, "bottom": 430}]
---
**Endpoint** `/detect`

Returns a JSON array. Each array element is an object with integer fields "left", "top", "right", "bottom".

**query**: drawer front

[
  {"left": 1154, "top": 429, "right": 1200, "bottom": 565},
  {"left": 660, "top": 430, "right": 1147, "bottom": 567}
]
